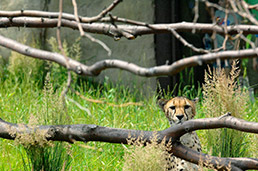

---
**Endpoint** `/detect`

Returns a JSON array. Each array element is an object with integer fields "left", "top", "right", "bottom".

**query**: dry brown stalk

[{"left": 73, "top": 89, "right": 143, "bottom": 107}]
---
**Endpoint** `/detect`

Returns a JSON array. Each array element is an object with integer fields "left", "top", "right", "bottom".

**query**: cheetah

[{"left": 158, "top": 96, "right": 202, "bottom": 171}]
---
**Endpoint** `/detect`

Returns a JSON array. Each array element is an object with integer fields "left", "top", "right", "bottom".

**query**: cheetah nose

[{"left": 176, "top": 115, "right": 184, "bottom": 120}]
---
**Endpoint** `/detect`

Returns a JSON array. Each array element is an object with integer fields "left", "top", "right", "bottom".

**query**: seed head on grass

[
  {"left": 7, "top": 76, "right": 72, "bottom": 171},
  {"left": 198, "top": 150, "right": 232, "bottom": 171},
  {"left": 8, "top": 114, "right": 51, "bottom": 149},
  {"left": 123, "top": 133, "right": 173, "bottom": 171},
  {"left": 202, "top": 60, "right": 249, "bottom": 157}
]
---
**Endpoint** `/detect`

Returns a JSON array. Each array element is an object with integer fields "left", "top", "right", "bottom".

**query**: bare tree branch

[
  {"left": 2, "top": 17, "right": 258, "bottom": 38},
  {"left": 203, "top": 0, "right": 234, "bottom": 14},
  {"left": 192, "top": 0, "right": 199, "bottom": 34},
  {"left": 72, "top": 0, "right": 84, "bottom": 36},
  {"left": 0, "top": 10, "right": 149, "bottom": 27},
  {"left": 0, "top": 10, "right": 77, "bottom": 20},
  {"left": 0, "top": 0, "right": 122, "bottom": 23},
  {"left": 100, "top": 15, "right": 149, "bottom": 26},
  {"left": 71, "top": 0, "right": 112, "bottom": 56},
  {"left": 172, "top": 142, "right": 257, "bottom": 171},
  {"left": 162, "top": 113, "right": 258, "bottom": 138},
  {"left": 87, "top": 0, "right": 122, "bottom": 23},
  {"left": 0, "top": 34, "right": 257, "bottom": 78},
  {"left": 56, "top": 0, "right": 72, "bottom": 104},
  {"left": 168, "top": 28, "right": 211, "bottom": 53},
  {"left": 229, "top": 0, "right": 258, "bottom": 26},
  {"left": 2, "top": 2, "right": 258, "bottom": 170},
  {"left": 1, "top": 114, "right": 258, "bottom": 170}
]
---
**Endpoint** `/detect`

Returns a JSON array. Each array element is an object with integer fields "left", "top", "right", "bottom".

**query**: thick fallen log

[{"left": 1, "top": 114, "right": 258, "bottom": 170}]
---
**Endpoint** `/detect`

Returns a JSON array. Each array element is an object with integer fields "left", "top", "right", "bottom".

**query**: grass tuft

[
  {"left": 201, "top": 60, "right": 250, "bottom": 157},
  {"left": 123, "top": 133, "right": 173, "bottom": 171}
]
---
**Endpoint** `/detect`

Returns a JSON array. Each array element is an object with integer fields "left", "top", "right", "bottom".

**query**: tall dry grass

[
  {"left": 123, "top": 134, "right": 173, "bottom": 171},
  {"left": 202, "top": 61, "right": 249, "bottom": 157}
]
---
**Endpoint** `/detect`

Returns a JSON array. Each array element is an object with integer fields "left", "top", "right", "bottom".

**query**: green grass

[
  {"left": 1, "top": 79, "right": 257, "bottom": 171},
  {"left": 1, "top": 78, "right": 258, "bottom": 170},
  {"left": 0, "top": 36, "right": 173, "bottom": 170},
  {"left": 0, "top": 77, "right": 170, "bottom": 170},
  {"left": 0, "top": 57, "right": 258, "bottom": 170}
]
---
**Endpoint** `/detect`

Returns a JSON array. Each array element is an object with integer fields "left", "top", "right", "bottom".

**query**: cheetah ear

[
  {"left": 158, "top": 99, "right": 168, "bottom": 111},
  {"left": 191, "top": 97, "right": 199, "bottom": 104}
]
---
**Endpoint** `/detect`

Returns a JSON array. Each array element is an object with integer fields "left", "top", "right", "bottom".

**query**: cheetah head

[{"left": 158, "top": 97, "right": 198, "bottom": 126}]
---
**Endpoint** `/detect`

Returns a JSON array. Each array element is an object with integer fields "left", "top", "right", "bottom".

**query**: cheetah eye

[
  {"left": 184, "top": 105, "right": 191, "bottom": 109},
  {"left": 169, "top": 106, "right": 175, "bottom": 110}
]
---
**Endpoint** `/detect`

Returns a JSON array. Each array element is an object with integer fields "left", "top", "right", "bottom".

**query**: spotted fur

[{"left": 159, "top": 97, "right": 201, "bottom": 171}]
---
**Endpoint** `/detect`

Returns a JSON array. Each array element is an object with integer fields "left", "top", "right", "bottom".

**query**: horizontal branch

[
  {"left": 0, "top": 34, "right": 258, "bottom": 77},
  {"left": 162, "top": 113, "right": 258, "bottom": 138},
  {"left": 1, "top": 115, "right": 258, "bottom": 170},
  {"left": 0, "top": 2, "right": 122, "bottom": 23},
  {"left": 0, "top": 10, "right": 77, "bottom": 21},
  {"left": 1, "top": 17, "right": 258, "bottom": 39},
  {"left": 172, "top": 142, "right": 258, "bottom": 171}
]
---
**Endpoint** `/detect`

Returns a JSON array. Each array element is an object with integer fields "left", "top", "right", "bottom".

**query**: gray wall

[{"left": 0, "top": 0, "right": 156, "bottom": 95}]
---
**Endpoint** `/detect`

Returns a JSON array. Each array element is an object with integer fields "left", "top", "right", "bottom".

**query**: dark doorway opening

[{"left": 154, "top": 0, "right": 210, "bottom": 97}]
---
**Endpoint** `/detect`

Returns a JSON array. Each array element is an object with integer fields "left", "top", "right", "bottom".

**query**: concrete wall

[{"left": 0, "top": 0, "right": 156, "bottom": 96}]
